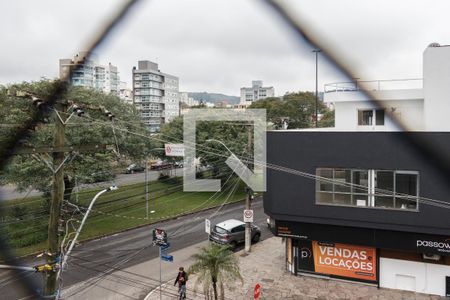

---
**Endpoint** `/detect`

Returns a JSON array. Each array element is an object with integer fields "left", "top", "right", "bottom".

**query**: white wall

[
  {"left": 380, "top": 257, "right": 450, "bottom": 296},
  {"left": 334, "top": 99, "right": 424, "bottom": 131},
  {"left": 423, "top": 45, "right": 450, "bottom": 131}
]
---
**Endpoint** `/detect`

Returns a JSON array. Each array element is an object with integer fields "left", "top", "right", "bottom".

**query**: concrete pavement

[
  {"left": 148, "top": 237, "right": 445, "bottom": 300},
  {"left": 63, "top": 241, "right": 210, "bottom": 300}
]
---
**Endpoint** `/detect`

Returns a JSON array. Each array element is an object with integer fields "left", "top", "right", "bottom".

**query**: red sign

[
  {"left": 254, "top": 283, "right": 261, "bottom": 299},
  {"left": 312, "top": 241, "right": 377, "bottom": 282}
]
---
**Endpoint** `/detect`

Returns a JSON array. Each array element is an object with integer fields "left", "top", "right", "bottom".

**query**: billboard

[
  {"left": 297, "top": 240, "right": 377, "bottom": 282},
  {"left": 165, "top": 144, "right": 185, "bottom": 157}
]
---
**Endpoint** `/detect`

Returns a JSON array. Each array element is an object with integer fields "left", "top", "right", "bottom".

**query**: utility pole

[
  {"left": 244, "top": 125, "right": 253, "bottom": 253},
  {"left": 44, "top": 100, "right": 67, "bottom": 298},
  {"left": 8, "top": 91, "right": 113, "bottom": 298},
  {"left": 145, "top": 157, "right": 149, "bottom": 219}
]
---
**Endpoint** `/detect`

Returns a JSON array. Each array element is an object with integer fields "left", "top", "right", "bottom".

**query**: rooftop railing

[{"left": 324, "top": 78, "right": 423, "bottom": 93}]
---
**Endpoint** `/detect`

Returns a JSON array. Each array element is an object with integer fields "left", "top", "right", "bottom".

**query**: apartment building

[
  {"left": 119, "top": 81, "right": 133, "bottom": 105},
  {"left": 239, "top": 80, "right": 274, "bottom": 107},
  {"left": 59, "top": 51, "right": 120, "bottom": 95},
  {"left": 264, "top": 44, "right": 450, "bottom": 296},
  {"left": 132, "top": 60, "right": 180, "bottom": 132}
]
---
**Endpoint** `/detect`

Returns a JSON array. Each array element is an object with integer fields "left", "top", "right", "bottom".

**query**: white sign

[
  {"left": 205, "top": 219, "right": 211, "bottom": 234},
  {"left": 243, "top": 210, "right": 253, "bottom": 223},
  {"left": 165, "top": 144, "right": 185, "bottom": 157}
]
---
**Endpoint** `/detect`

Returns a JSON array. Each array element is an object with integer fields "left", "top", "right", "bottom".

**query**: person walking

[{"left": 174, "top": 266, "right": 187, "bottom": 299}]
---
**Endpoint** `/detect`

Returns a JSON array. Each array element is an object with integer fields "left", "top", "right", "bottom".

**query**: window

[
  {"left": 376, "top": 109, "right": 385, "bottom": 125},
  {"left": 316, "top": 168, "right": 418, "bottom": 210},
  {"left": 231, "top": 225, "right": 245, "bottom": 233},
  {"left": 358, "top": 109, "right": 385, "bottom": 126}
]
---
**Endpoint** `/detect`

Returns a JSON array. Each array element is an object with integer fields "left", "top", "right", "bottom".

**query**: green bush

[{"left": 11, "top": 205, "right": 27, "bottom": 220}]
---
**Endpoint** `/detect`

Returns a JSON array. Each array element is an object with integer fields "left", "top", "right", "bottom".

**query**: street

[
  {"left": 0, "top": 198, "right": 270, "bottom": 299},
  {"left": 0, "top": 168, "right": 183, "bottom": 201}
]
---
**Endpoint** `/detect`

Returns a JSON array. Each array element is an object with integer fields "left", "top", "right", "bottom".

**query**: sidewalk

[
  {"left": 63, "top": 241, "right": 210, "bottom": 300},
  {"left": 149, "top": 237, "right": 444, "bottom": 300}
]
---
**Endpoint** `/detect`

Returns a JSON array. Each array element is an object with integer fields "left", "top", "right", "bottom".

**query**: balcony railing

[{"left": 324, "top": 78, "right": 423, "bottom": 93}]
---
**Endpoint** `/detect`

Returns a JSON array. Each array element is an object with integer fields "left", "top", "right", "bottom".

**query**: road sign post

[
  {"left": 159, "top": 246, "right": 162, "bottom": 300},
  {"left": 205, "top": 218, "right": 211, "bottom": 234},
  {"left": 243, "top": 209, "right": 254, "bottom": 223},
  {"left": 153, "top": 229, "right": 172, "bottom": 300}
]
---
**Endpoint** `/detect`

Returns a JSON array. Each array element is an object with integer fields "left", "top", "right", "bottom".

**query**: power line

[{"left": 70, "top": 111, "right": 450, "bottom": 210}]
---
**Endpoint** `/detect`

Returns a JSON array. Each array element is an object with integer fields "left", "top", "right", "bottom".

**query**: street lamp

[
  {"left": 62, "top": 185, "right": 118, "bottom": 269},
  {"left": 145, "top": 148, "right": 165, "bottom": 219},
  {"left": 312, "top": 49, "right": 322, "bottom": 128}
]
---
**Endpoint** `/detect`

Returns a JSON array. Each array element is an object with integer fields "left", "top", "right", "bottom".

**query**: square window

[
  {"left": 334, "top": 193, "right": 352, "bottom": 205},
  {"left": 376, "top": 109, "right": 385, "bottom": 125},
  {"left": 334, "top": 169, "right": 351, "bottom": 193},
  {"left": 358, "top": 110, "right": 373, "bottom": 125},
  {"left": 352, "top": 170, "right": 369, "bottom": 194},
  {"left": 316, "top": 192, "right": 333, "bottom": 204},
  {"left": 317, "top": 169, "right": 333, "bottom": 192},
  {"left": 375, "top": 196, "right": 394, "bottom": 208}
]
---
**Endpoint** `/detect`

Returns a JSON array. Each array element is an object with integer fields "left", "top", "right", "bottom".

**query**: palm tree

[{"left": 188, "top": 243, "right": 243, "bottom": 300}]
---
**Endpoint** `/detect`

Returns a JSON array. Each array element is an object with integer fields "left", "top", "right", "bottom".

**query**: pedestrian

[{"left": 174, "top": 266, "right": 187, "bottom": 299}]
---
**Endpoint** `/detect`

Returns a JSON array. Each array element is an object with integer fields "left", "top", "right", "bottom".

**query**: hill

[{"left": 188, "top": 92, "right": 240, "bottom": 105}]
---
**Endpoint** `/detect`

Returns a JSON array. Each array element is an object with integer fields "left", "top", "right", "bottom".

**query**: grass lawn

[{"left": 1, "top": 176, "right": 246, "bottom": 257}]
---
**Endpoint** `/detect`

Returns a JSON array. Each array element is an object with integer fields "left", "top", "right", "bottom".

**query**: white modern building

[
  {"left": 267, "top": 43, "right": 450, "bottom": 298},
  {"left": 59, "top": 51, "right": 120, "bottom": 95},
  {"left": 132, "top": 60, "right": 180, "bottom": 132},
  {"left": 323, "top": 43, "right": 450, "bottom": 132},
  {"left": 240, "top": 80, "right": 274, "bottom": 107}
]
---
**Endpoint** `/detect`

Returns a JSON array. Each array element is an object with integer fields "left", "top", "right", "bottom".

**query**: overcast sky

[{"left": 1, "top": 0, "right": 449, "bottom": 96}]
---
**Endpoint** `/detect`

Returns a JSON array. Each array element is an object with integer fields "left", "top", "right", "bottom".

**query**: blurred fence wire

[
  {"left": 1, "top": 0, "right": 449, "bottom": 298},
  {"left": 0, "top": 1, "right": 142, "bottom": 298}
]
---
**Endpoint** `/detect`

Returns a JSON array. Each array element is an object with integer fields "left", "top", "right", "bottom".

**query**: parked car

[
  {"left": 125, "top": 164, "right": 145, "bottom": 174},
  {"left": 150, "top": 160, "right": 173, "bottom": 170},
  {"left": 174, "top": 161, "right": 183, "bottom": 168},
  {"left": 209, "top": 219, "right": 261, "bottom": 249}
]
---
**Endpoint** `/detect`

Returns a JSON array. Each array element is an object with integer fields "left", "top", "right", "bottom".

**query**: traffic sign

[
  {"left": 161, "top": 254, "right": 173, "bottom": 262},
  {"left": 153, "top": 228, "right": 168, "bottom": 245},
  {"left": 243, "top": 209, "right": 254, "bottom": 223},
  {"left": 254, "top": 283, "right": 261, "bottom": 299},
  {"left": 205, "top": 219, "right": 211, "bottom": 234},
  {"left": 160, "top": 242, "right": 171, "bottom": 251}
]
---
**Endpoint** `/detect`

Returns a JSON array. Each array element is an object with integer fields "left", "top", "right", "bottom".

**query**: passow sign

[{"left": 312, "top": 241, "right": 377, "bottom": 282}]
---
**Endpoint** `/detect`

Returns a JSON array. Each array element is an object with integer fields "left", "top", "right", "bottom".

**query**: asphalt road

[
  {"left": 0, "top": 168, "right": 183, "bottom": 201},
  {"left": 0, "top": 198, "right": 270, "bottom": 299}
]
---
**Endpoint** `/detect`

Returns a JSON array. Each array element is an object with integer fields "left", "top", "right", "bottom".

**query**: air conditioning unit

[{"left": 423, "top": 253, "right": 441, "bottom": 261}]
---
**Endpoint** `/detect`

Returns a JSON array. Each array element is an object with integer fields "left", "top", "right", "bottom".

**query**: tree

[
  {"left": 319, "top": 108, "right": 335, "bottom": 127},
  {"left": 158, "top": 92, "right": 334, "bottom": 179},
  {"left": 0, "top": 80, "right": 156, "bottom": 200},
  {"left": 249, "top": 92, "right": 334, "bottom": 129},
  {"left": 188, "top": 243, "right": 243, "bottom": 300},
  {"left": 158, "top": 115, "right": 250, "bottom": 183}
]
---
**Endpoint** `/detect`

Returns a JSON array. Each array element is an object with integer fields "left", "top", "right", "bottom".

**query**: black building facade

[{"left": 264, "top": 131, "right": 450, "bottom": 295}]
